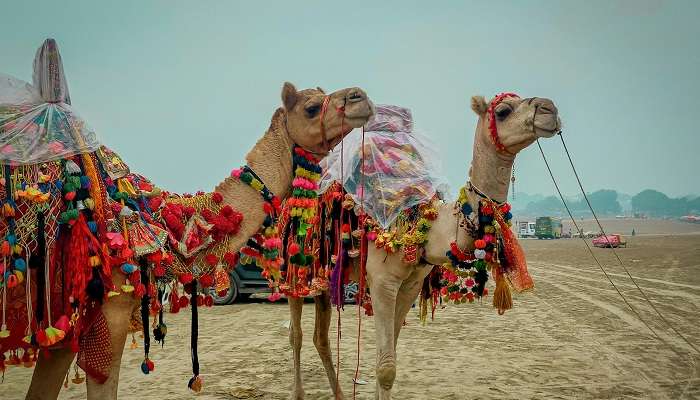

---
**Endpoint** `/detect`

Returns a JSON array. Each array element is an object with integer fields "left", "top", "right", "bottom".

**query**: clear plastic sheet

[
  {"left": 319, "top": 105, "right": 447, "bottom": 228},
  {"left": 0, "top": 39, "right": 100, "bottom": 164}
]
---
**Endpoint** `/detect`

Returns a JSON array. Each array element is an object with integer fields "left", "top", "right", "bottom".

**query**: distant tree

[
  {"left": 689, "top": 197, "right": 700, "bottom": 214},
  {"left": 585, "top": 189, "right": 622, "bottom": 215},
  {"left": 525, "top": 195, "right": 565, "bottom": 215},
  {"left": 631, "top": 189, "right": 688, "bottom": 216}
]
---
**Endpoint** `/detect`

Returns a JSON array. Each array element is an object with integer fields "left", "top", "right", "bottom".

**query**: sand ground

[{"left": 2, "top": 219, "right": 700, "bottom": 399}]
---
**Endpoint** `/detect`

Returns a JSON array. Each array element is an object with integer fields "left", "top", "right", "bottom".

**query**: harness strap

[
  {"left": 318, "top": 95, "right": 346, "bottom": 152},
  {"left": 468, "top": 181, "right": 503, "bottom": 205},
  {"left": 487, "top": 93, "right": 519, "bottom": 156}
]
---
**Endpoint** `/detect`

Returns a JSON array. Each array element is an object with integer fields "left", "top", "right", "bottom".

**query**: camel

[
  {"left": 0, "top": 39, "right": 373, "bottom": 400},
  {"left": 286, "top": 93, "right": 561, "bottom": 399}
]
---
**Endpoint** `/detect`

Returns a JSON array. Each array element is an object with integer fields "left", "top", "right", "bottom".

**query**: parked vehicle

[
  {"left": 517, "top": 220, "right": 536, "bottom": 238},
  {"left": 535, "top": 216, "right": 563, "bottom": 239},
  {"left": 681, "top": 215, "right": 700, "bottom": 224},
  {"left": 210, "top": 261, "right": 270, "bottom": 305},
  {"left": 592, "top": 234, "right": 627, "bottom": 248}
]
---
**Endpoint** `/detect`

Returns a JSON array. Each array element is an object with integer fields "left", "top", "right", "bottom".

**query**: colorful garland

[
  {"left": 438, "top": 184, "right": 514, "bottom": 312},
  {"left": 232, "top": 163, "right": 283, "bottom": 286},
  {"left": 277, "top": 146, "right": 324, "bottom": 297},
  {"left": 369, "top": 201, "right": 438, "bottom": 265}
]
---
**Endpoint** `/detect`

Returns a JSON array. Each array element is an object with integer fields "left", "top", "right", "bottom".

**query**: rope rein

[
  {"left": 352, "top": 126, "right": 366, "bottom": 399},
  {"left": 537, "top": 133, "right": 700, "bottom": 356}
]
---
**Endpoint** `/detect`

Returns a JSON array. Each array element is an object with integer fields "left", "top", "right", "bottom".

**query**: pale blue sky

[{"left": 1, "top": 0, "right": 698, "bottom": 197}]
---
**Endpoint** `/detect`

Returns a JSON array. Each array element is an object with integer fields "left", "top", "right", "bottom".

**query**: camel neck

[
  {"left": 212, "top": 109, "right": 294, "bottom": 250},
  {"left": 244, "top": 109, "right": 295, "bottom": 199},
  {"left": 467, "top": 117, "right": 514, "bottom": 204}
]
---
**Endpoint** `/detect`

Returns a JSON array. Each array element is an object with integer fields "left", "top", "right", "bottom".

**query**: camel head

[
  {"left": 281, "top": 82, "right": 374, "bottom": 155},
  {"left": 471, "top": 93, "right": 561, "bottom": 155}
]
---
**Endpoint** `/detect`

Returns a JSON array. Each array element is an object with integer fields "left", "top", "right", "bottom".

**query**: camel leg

[
  {"left": 313, "top": 291, "right": 344, "bottom": 399},
  {"left": 85, "top": 295, "right": 137, "bottom": 400},
  {"left": 393, "top": 265, "right": 434, "bottom": 348},
  {"left": 26, "top": 346, "right": 75, "bottom": 400},
  {"left": 366, "top": 260, "right": 405, "bottom": 400},
  {"left": 289, "top": 297, "right": 305, "bottom": 400}
]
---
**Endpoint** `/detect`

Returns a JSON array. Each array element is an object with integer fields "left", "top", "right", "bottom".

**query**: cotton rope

[{"left": 536, "top": 135, "right": 699, "bottom": 396}]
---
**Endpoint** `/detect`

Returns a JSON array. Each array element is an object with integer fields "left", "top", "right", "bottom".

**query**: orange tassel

[
  {"left": 80, "top": 153, "right": 105, "bottom": 223},
  {"left": 492, "top": 268, "right": 513, "bottom": 315}
]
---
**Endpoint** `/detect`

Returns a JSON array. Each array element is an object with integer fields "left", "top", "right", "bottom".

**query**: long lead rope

[
  {"left": 556, "top": 133, "right": 700, "bottom": 355},
  {"left": 537, "top": 135, "right": 700, "bottom": 361},
  {"left": 535, "top": 139, "right": 662, "bottom": 340}
]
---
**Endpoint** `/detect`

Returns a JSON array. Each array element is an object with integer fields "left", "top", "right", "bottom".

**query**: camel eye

[
  {"left": 495, "top": 106, "right": 512, "bottom": 120},
  {"left": 305, "top": 104, "right": 321, "bottom": 118}
]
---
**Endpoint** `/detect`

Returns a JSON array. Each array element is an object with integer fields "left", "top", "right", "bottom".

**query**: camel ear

[
  {"left": 471, "top": 96, "right": 488, "bottom": 116},
  {"left": 282, "top": 82, "right": 298, "bottom": 110},
  {"left": 316, "top": 86, "right": 326, "bottom": 94}
]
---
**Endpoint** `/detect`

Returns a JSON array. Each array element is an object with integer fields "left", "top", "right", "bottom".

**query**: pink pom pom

[{"left": 231, "top": 168, "right": 242, "bottom": 178}]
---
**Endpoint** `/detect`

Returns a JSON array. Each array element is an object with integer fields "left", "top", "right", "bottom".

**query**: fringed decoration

[
  {"left": 329, "top": 246, "right": 344, "bottom": 307},
  {"left": 492, "top": 267, "right": 513, "bottom": 315},
  {"left": 79, "top": 153, "right": 106, "bottom": 224},
  {"left": 494, "top": 209, "right": 533, "bottom": 292},
  {"left": 35, "top": 211, "right": 47, "bottom": 326}
]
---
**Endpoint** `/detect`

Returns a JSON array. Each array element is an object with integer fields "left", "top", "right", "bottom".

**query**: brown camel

[
  {"left": 287, "top": 94, "right": 561, "bottom": 400},
  {"left": 5, "top": 39, "right": 373, "bottom": 400}
]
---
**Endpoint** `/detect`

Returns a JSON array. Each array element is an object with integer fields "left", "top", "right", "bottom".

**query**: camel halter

[
  {"left": 487, "top": 92, "right": 520, "bottom": 156},
  {"left": 318, "top": 95, "right": 346, "bottom": 153}
]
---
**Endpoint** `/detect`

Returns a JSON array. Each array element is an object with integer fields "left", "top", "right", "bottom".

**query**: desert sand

[{"left": 2, "top": 219, "right": 699, "bottom": 399}]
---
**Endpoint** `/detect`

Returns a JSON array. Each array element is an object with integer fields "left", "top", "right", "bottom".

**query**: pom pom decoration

[
  {"left": 188, "top": 375, "right": 203, "bottom": 392},
  {"left": 179, "top": 273, "right": 194, "bottom": 285},
  {"left": 199, "top": 274, "right": 214, "bottom": 288},
  {"left": 223, "top": 252, "right": 239, "bottom": 267},
  {"left": 204, "top": 254, "right": 218, "bottom": 267}
]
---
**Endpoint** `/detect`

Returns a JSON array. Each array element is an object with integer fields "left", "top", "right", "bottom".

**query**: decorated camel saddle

[{"left": 0, "top": 39, "right": 236, "bottom": 386}]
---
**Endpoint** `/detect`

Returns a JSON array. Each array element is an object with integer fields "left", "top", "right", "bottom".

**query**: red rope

[
  {"left": 352, "top": 126, "right": 367, "bottom": 399},
  {"left": 333, "top": 107, "right": 346, "bottom": 399}
]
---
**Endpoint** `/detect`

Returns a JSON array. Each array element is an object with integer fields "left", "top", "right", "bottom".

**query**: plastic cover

[
  {"left": 319, "top": 104, "right": 447, "bottom": 228},
  {"left": 0, "top": 39, "right": 100, "bottom": 164}
]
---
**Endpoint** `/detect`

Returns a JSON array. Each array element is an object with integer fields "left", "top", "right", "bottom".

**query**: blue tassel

[{"left": 141, "top": 361, "right": 150, "bottom": 375}]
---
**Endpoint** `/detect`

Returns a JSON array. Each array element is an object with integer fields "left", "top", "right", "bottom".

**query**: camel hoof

[{"left": 290, "top": 390, "right": 305, "bottom": 400}]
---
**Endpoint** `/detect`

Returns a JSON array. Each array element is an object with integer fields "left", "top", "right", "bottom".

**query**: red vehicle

[{"left": 592, "top": 234, "right": 627, "bottom": 248}]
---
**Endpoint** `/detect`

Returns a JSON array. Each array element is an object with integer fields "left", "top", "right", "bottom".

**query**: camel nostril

[
  {"left": 347, "top": 90, "right": 365, "bottom": 103},
  {"left": 538, "top": 106, "right": 555, "bottom": 115}
]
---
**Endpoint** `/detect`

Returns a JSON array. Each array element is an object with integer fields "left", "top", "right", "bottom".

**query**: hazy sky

[{"left": 1, "top": 0, "right": 698, "bottom": 198}]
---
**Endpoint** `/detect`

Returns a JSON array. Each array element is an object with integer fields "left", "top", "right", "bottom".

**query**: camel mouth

[
  {"left": 344, "top": 115, "right": 372, "bottom": 128},
  {"left": 344, "top": 99, "right": 375, "bottom": 128},
  {"left": 534, "top": 116, "right": 561, "bottom": 138},
  {"left": 327, "top": 126, "right": 355, "bottom": 149}
]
